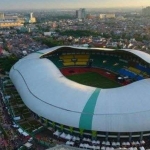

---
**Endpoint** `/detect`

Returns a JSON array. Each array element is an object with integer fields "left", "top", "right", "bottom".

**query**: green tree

[
  {"left": 92, "top": 130, "right": 97, "bottom": 139},
  {"left": 79, "top": 128, "right": 84, "bottom": 136},
  {"left": 0, "top": 55, "right": 19, "bottom": 73},
  {"left": 69, "top": 127, "right": 74, "bottom": 134}
]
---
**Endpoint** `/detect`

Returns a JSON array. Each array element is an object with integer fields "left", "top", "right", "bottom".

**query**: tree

[
  {"left": 69, "top": 127, "right": 74, "bottom": 134},
  {"left": 35, "top": 37, "right": 63, "bottom": 47},
  {"left": 59, "top": 30, "right": 100, "bottom": 37},
  {"left": 79, "top": 128, "right": 84, "bottom": 136},
  {"left": 92, "top": 131, "right": 97, "bottom": 139},
  {"left": 0, "top": 55, "right": 19, "bottom": 74}
]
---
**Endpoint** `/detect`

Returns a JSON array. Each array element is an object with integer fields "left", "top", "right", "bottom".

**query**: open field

[{"left": 66, "top": 72, "right": 121, "bottom": 89}]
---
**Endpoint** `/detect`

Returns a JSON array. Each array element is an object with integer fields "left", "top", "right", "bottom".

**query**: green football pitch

[{"left": 66, "top": 72, "right": 121, "bottom": 89}]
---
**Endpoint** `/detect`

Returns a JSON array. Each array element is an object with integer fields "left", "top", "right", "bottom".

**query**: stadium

[{"left": 9, "top": 46, "right": 150, "bottom": 143}]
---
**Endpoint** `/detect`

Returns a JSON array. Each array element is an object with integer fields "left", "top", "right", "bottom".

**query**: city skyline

[{"left": 0, "top": 0, "right": 150, "bottom": 10}]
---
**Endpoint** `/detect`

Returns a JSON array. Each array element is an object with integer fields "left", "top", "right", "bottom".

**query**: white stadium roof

[{"left": 9, "top": 46, "right": 150, "bottom": 132}]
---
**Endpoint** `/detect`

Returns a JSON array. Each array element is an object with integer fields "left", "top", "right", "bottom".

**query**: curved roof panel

[{"left": 9, "top": 46, "right": 150, "bottom": 132}]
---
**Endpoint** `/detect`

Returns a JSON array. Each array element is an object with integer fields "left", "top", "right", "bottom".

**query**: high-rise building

[
  {"left": 142, "top": 6, "right": 150, "bottom": 16},
  {"left": 76, "top": 8, "right": 86, "bottom": 19},
  {"left": 0, "top": 13, "right": 4, "bottom": 20},
  {"left": 75, "top": 10, "right": 78, "bottom": 18}
]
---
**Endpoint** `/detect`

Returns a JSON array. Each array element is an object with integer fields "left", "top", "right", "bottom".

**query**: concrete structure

[
  {"left": 142, "top": 6, "right": 150, "bottom": 16},
  {"left": 10, "top": 46, "right": 150, "bottom": 140},
  {"left": 30, "top": 13, "right": 33, "bottom": 19},
  {"left": 100, "top": 13, "right": 116, "bottom": 19},
  {"left": 44, "top": 32, "right": 56, "bottom": 36},
  {"left": 29, "top": 12, "right": 36, "bottom": 23},
  {"left": 106, "top": 14, "right": 115, "bottom": 19},
  {"left": 0, "top": 20, "right": 23, "bottom": 28},
  {"left": 4, "top": 15, "right": 18, "bottom": 20},
  {"left": 0, "top": 13, "right": 4, "bottom": 20},
  {"left": 76, "top": 8, "right": 86, "bottom": 19},
  {"left": 99, "top": 14, "right": 106, "bottom": 19}
]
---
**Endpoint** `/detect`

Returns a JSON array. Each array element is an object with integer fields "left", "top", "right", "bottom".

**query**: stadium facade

[{"left": 10, "top": 46, "right": 150, "bottom": 141}]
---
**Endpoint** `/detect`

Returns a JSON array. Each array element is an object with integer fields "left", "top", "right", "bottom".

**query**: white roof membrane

[{"left": 9, "top": 46, "right": 150, "bottom": 132}]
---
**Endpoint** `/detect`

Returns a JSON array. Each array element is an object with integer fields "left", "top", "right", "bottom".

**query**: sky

[{"left": 0, "top": 0, "right": 150, "bottom": 10}]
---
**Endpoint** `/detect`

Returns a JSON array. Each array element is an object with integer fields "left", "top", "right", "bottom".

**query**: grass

[{"left": 66, "top": 72, "right": 121, "bottom": 89}]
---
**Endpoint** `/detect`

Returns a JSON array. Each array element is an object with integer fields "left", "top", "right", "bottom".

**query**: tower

[{"left": 29, "top": 12, "right": 36, "bottom": 23}]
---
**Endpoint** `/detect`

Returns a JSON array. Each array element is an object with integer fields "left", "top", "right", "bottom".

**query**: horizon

[{"left": 0, "top": 0, "right": 149, "bottom": 11}]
